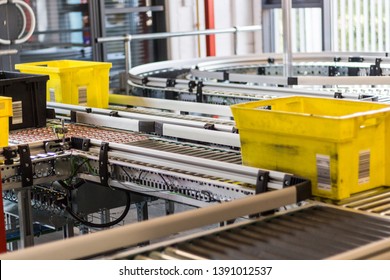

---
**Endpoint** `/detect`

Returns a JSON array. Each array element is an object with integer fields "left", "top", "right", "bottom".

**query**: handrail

[{"left": 96, "top": 25, "right": 262, "bottom": 90}]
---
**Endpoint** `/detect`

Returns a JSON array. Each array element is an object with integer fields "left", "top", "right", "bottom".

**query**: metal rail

[{"left": 96, "top": 25, "right": 262, "bottom": 84}]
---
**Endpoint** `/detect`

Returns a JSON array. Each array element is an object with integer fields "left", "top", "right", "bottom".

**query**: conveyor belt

[
  {"left": 9, "top": 124, "right": 148, "bottom": 144},
  {"left": 123, "top": 205, "right": 390, "bottom": 260}
]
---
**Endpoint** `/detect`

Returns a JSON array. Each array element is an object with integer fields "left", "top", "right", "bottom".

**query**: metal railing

[{"left": 96, "top": 25, "right": 262, "bottom": 79}]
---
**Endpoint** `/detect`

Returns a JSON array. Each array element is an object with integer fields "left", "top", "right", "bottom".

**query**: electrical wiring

[
  {"left": 63, "top": 188, "right": 131, "bottom": 229},
  {"left": 62, "top": 157, "right": 92, "bottom": 187},
  {"left": 119, "top": 167, "right": 220, "bottom": 201}
]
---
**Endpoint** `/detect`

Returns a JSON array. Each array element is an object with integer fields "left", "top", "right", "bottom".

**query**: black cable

[
  {"left": 158, "top": 174, "right": 177, "bottom": 191},
  {"left": 64, "top": 188, "right": 131, "bottom": 228},
  {"left": 122, "top": 167, "right": 220, "bottom": 201}
]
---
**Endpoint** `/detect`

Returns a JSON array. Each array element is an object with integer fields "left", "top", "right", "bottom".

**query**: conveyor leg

[
  {"left": 79, "top": 215, "right": 90, "bottom": 234},
  {"left": 100, "top": 209, "right": 110, "bottom": 225},
  {"left": 17, "top": 189, "right": 34, "bottom": 248},
  {"left": 6, "top": 214, "right": 18, "bottom": 251},
  {"left": 63, "top": 220, "right": 74, "bottom": 238},
  {"left": 135, "top": 201, "right": 150, "bottom": 246},
  {"left": 136, "top": 201, "right": 148, "bottom": 222},
  {"left": 5, "top": 213, "right": 18, "bottom": 251},
  {"left": 165, "top": 200, "right": 175, "bottom": 215}
]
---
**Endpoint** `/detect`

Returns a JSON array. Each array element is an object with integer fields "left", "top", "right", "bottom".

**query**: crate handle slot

[{"left": 357, "top": 115, "right": 385, "bottom": 129}]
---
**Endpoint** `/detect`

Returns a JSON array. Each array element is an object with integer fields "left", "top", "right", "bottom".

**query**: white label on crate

[
  {"left": 358, "top": 150, "right": 370, "bottom": 184},
  {"left": 78, "top": 86, "right": 87, "bottom": 106},
  {"left": 49, "top": 88, "right": 56, "bottom": 102},
  {"left": 12, "top": 101, "right": 23, "bottom": 125},
  {"left": 316, "top": 154, "right": 331, "bottom": 191}
]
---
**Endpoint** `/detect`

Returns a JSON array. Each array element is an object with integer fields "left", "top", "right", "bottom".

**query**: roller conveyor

[
  {"left": 112, "top": 205, "right": 390, "bottom": 260},
  {"left": 4, "top": 52, "right": 390, "bottom": 259},
  {"left": 128, "top": 139, "right": 241, "bottom": 164},
  {"left": 128, "top": 52, "right": 390, "bottom": 105},
  {"left": 332, "top": 187, "right": 390, "bottom": 216}
]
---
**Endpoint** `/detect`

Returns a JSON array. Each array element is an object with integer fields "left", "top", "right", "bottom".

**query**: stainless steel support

[
  {"left": 6, "top": 214, "right": 18, "bottom": 251},
  {"left": 124, "top": 37, "right": 132, "bottom": 94},
  {"left": 323, "top": 0, "right": 333, "bottom": 51},
  {"left": 233, "top": 27, "right": 238, "bottom": 55},
  {"left": 63, "top": 220, "right": 74, "bottom": 239},
  {"left": 100, "top": 209, "right": 111, "bottom": 226},
  {"left": 17, "top": 189, "right": 34, "bottom": 248},
  {"left": 282, "top": 0, "right": 293, "bottom": 77},
  {"left": 165, "top": 201, "right": 175, "bottom": 215},
  {"left": 136, "top": 201, "right": 148, "bottom": 222}
]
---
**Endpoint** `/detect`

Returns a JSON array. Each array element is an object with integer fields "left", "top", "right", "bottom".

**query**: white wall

[
  {"left": 166, "top": 0, "right": 206, "bottom": 60},
  {"left": 214, "top": 0, "right": 261, "bottom": 55},
  {"left": 166, "top": 0, "right": 261, "bottom": 60}
]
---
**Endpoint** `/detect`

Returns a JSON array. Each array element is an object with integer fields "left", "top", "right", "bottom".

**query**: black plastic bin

[{"left": 0, "top": 71, "right": 49, "bottom": 130}]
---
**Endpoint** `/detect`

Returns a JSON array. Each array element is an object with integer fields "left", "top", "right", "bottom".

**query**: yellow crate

[
  {"left": 0, "top": 96, "right": 13, "bottom": 147},
  {"left": 15, "top": 60, "right": 112, "bottom": 108},
  {"left": 231, "top": 96, "right": 390, "bottom": 200}
]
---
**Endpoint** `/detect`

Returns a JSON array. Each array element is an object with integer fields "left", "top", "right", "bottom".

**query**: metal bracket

[
  {"left": 99, "top": 142, "right": 110, "bottom": 186},
  {"left": 109, "top": 111, "right": 119, "bottom": 117},
  {"left": 18, "top": 145, "right": 33, "bottom": 187},
  {"left": 283, "top": 174, "right": 312, "bottom": 202},
  {"left": 3, "top": 147, "right": 17, "bottom": 165},
  {"left": 141, "top": 77, "right": 149, "bottom": 86},
  {"left": 287, "top": 77, "right": 298, "bottom": 86},
  {"left": 188, "top": 81, "right": 196, "bottom": 92},
  {"left": 370, "top": 58, "right": 382, "bottom": 76},
  {"left": 196, "top": 81, "right": 204, "bottom": 103},
  {"left": 204, "top": 123, "right": 216, "bottom": 130},
  {"left": 328, "top": 66, "right": 339, "bottom": 76},
  {"left": 348, "top": 57, "right": 364, "bottom": 63},
  {"left": 70, "top": 111, "right": 77, "bottom": 123},
  {"left": 44, "top": 139, "right": 69, "bottom": 153},
  {"left": 257, "top": 66, "right": 266, "bottom": 75},
  {"left": 219, "top": 71, "right": 229, "bottom": 82},
  {"left": 255, "top": 170, "right": 269, "bottom": 194},
  {"left": 166, "top": 78, "right": 176, "bottom": 87},
  {"left": 348, "top": 67, "right": 360, "bottom": 76},
  {"left": 333, "top": 57, "right": 341, "bottom": 62},
  {"left": 249, "top": 170, "right": 270, "bottom": 218},
  {"left": 71, "top": 137, "right": 91, "bottom": 151}
]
